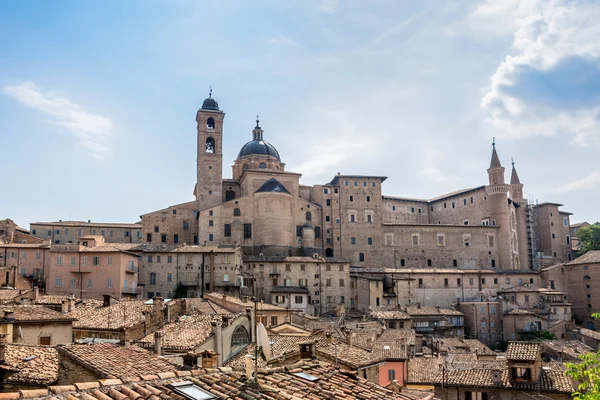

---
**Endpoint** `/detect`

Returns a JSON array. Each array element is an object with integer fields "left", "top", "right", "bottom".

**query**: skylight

[
  {"left": 169, "top": 381, "right": 216, "bottom": 400},
  {"left": 292, "top": 372, "right": 320, "bottom": 382}
]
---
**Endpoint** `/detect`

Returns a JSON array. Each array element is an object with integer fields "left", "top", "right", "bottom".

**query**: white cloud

[
  {"left": 267, "top": 35, "right": 299, "bottom": 47},
  {"left": 557, "top": 171, "right": 600, "bottom": 192},
  {"left": 474, "top": 0, "right": 600, "bottom": 148},
  {"left": 3, "top": 82, "right": 113, "bottom": 159},
  {"left": 319, "top": 0, "right": 339, "bottom": 14}
]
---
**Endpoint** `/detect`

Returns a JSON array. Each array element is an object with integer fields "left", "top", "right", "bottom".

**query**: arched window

[
  {"left": 207, "top": 117, "right": 215, "bottom": 129},
  {"left": 234, "top": 208, "right": 241, "bottom": 217},
  {"left": 305, "top": 212, "right": 311, "bottom": 221},
  {"left": 149, "top": 272, "right": 156, "bottom": 285},
  {"left": 584, "top": 275, "right": 591, "bottom": 280},
  {"left": 325, "top": 248, "right": 334, "bottom": 257},
  {"left": 243, "top": 164, "right": 249, "bottom": 171},
  {"left": 259, "top": 162, "right": 267, "bottom": 169},
  {"left": 206, "top": 137, "right": 215, "bottom": 153},
  {"left": 359, "top": 253, "right": 365, "bottom": 262},
  {"left": 231, "top": 325, "right": 249, "bottom": 352}
]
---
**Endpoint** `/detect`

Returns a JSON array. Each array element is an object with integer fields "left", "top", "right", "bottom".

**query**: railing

[
  {"left": 125, "top": 265, "right": 136, "bottom": 273},
  {"left": 121, "top": 287, "right": 137, "bottom": 294}
]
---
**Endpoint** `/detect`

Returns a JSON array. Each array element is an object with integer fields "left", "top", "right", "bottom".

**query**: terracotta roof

[
  {"left": 68, "top": 300, "right": 152, "bottom": 331},
  {"left": 432, "top": 359, "right": 573, "bottom": 394},
  {"left": 0, "top": 289, "right": 21, "bottom": 302},
  {"left": 3, "top": 344, "right": 58, "bottom": 386},
  {"left": 567, "top": 250, "right": 600, "bottom": 265},
  {"left": 371, "top": 310, "right": 411, "bottom": 320},
  {"left": 316, "top": 340, "right": 384, "bottom": 369},
  {"left": 542, "top": 340, "right": 593, "bottom": 360},
  {"left": 174, "top": 245, "right": 237, "bottom": 254},
  {"left": 29, "top": 360, "right": 425, "bottom": 400},
  {"left": 406, "top": 306, "right": 464, "bottom": 316},
  {"left": 577, "top": 327, "right": 600, "bottom": 341},
  {"left": 185, "top": 298, "right": 235, "bottom": 315},
  {"left": 407, "top": 358, "right": 442, "bottom": 384},
  {"left": 80, "top": 244, "right": 139, "bottom": 253},
  {"left": 205, "top": 292, "right": 288, "bottom": 311},
  {"left": 34, "top": 295, "right": 76, "bottom": 305},
  {"left": 0, "top": 305, "right": 75, "bottom": 323},
  {"left": 506, "top": 342, "right": 540, "bottom": 361},
  {"left": 137, "top": 314, "right": 215, "bottom": 351},
  {"left": 58, "top": 343, "right": 179, "bottom": 379},
  {"left": 0, "top": 243, "right": 49, "bottom": 248}
]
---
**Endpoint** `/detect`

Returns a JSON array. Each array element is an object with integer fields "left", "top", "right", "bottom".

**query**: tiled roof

[
  {"left": 26, "top": 360, "right": 427, "bottom": 400},
  {"left": 68, "top": 300, "right": 152, "bottom": 331},
  {"left": 0, "top": 288, "right": 21, "bottom": 302},
  {"left": 316, "top": 340, "right": 384, "bottom": 369},
  {"left": 137, "top": 314, "right": 215, "bottom": 351},
  {"left": 80, "top": 244, "right": 139, "bottom": 253},
  {"left": 506, "top": 342, "right": 541, "bottom": 361},
  {"left": 542, "top": 340, "right": 593, "bottom": 360},
  {"left": 577, "top": 327, "right": 600, "bottom": 340},
  {"left": 406, "top": 306, "right": 463, "bottom": 316},
  {"left": 175, "top": 245, "right": 237, "bottom": 253},
  {"left": 431, "top": 359, "right": 573, "bottom": 394},
  {"left": 58, "top": 343, "right": 179, "bottom": 379},
  {"left": 205, "top": 292, "right": 287, "bottom": 311},
  {"left": 407, "top": 358, "right": 442, "bottom": 384},
  {"left": 34, "top": 295, "right": 76, "bottom": 305},
  {"left": 185, "top": 298, "right": 235, "bottom": 315},
  {"left": 0, "top": 305, "right": 75, "bottom": 323},
  {"left": 463, "top": 339, "right": 496, "bottom": 355},
  {"left": 567, "top": 250, "right": 600, "bottom": 265},
  {"left": 4, "top": 344, "right": 58, "bottom": 386},
  {"left": 371, "top": 310, "right": 411, "bottom": 320}
]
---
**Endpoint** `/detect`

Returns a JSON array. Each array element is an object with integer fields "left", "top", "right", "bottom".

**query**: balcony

[
  {"left": 179, "top": 280, "right": 199, "bottom": 287},
  {"left": 269, "top": 269, "right": 281, "bottom": 276},
  {"left": 122, "top": 287, "right": 137, "bottom": 294},
  {"left": 125, "top": 265, "right": 137, "bottom": 274}
]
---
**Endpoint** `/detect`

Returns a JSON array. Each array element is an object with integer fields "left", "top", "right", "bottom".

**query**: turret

[
  {"left": 510, "top": 159, "right": 524, "bottom": 202},
  {"left": 487, "top": 138, "right": 505, "bottom": 185}
]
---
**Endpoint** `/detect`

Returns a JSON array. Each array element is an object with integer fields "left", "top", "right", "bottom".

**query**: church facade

[{"left": 140, "top": 93, "right": 569, "bottom": 275}]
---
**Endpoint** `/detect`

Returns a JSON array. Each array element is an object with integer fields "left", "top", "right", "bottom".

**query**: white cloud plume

[
  {"left": 3, "top": 82, "right": 113, "bottom": 159},
  {"left": 557, "top": 171, "right": 600, "bottom": 192},
  {"left": 474, "top": 0, "right": 600, "bottom": 148}
]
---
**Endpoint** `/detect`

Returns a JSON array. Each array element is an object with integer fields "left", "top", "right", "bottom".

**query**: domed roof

[
  {"left": 237, "top": 139, "right": 281, "bottom": 160},
  {"left": 201, "top": 96, "right": 219, "bottom": 111},
  {"left": 255, "top": 178, "right": 290, "bottom": 194}
]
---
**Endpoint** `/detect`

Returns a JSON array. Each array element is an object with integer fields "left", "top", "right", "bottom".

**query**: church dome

[
  {"left": 201, "top": 96, "right": 219, "bottom": 111},
  {"left": 237, "top": 139, "right": 281, "bottom": 160}
]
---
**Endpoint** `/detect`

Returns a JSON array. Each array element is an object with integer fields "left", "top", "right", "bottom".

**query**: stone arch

[
  {"left": 325, "top": 248, "right": 334, "bottom": 257},
  {"left": 207, "top": 117, "right": 215, "bottom": 129},
  {"left": 206, "top": 137, "right": 215, "bottom": 153}
]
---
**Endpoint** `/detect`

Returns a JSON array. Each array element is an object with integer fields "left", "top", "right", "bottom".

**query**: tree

[
  {"left": 565, "top": 313, "right": 600, "bottom": 399},
  {"left": 172, "top": 283, "right": 187, "bottom": 298},
  {"left": 577, "top": 223, "right": 600, "bottom": 255},
  {"left": 532, "top": 330, "right": 555, "bottom": 340}
]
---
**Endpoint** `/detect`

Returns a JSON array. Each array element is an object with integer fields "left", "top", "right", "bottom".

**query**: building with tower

[{"left": 135, "top": 91, "right": 574, "bottom": 311}]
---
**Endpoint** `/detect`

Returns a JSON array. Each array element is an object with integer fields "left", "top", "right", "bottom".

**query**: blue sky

[{"left": 1, "top": 0, "right": 599, "bottom": 228}]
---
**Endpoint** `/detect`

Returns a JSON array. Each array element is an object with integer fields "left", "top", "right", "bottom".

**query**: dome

[
  {"left": 237, "top": 139, "right": 281, "bottom": 161},
  {"left": 201, "top": 96, "right": 219, "bottom": 111}
]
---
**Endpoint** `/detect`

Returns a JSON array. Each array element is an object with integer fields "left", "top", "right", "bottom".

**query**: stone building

[
  {"left": 533, "top": 203, "right": 574, "bottom": 264},
  {"left": 0, "top": 219, "right": 42, "bottom": 244},
  {"left": 30, "top": 220, "right": 143, "bottom": 245},
  {"left": 0, "top": 305, "right": 75, "bottom": 345}
]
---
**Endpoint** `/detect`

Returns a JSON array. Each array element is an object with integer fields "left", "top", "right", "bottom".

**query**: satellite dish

[{"left": 257, "top": 322, "right": 271, "bottom": 361}]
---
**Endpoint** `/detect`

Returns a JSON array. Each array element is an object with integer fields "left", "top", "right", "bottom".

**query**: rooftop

[
  {"left": 407, "top": 358, "right": 442, "bottom": 384},
  {"left": 371, "top": 310, "right": 411, "bottom": 320},
  {"left": 4, "top": 344, "right": 59, "bottom": 386},
  {"left": 58, "top": 343, "right": 179, "bottom": 379},
  {"left": 137, "top": 314, "right": 216, "bottom": 351},
  {"left": 30, "top": 221, "right": 141, "bottom": 229},
  {"left": 0, "top": 305, "right": 76, "bottom": 323},
  {"left": 506, "top": 341, "right": 541, "bottom": 361},
  {"left": 68, "top": 300, "right": 153, "bottom": 331},
  {"left": 567, "top": 250, "right": 600, "bottom": 265},
  {"left": 405, "top": 305, "right": 464, "bottom": 316}
]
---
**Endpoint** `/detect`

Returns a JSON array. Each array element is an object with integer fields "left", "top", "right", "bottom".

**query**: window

[
  {"left": 368, "top": 237, "right": 373, "bottom": 245},
  {"left": 87, "top": 279, "right": 93, "bottom": 288},
  {"left": 275, "top": 296, "right": 285, "bottom": 304},
  {"left": 470, "top": 196, "right": 474, "bottom": 204},
  {"left": 566, "top": 235, "right": 571, "bottom": 244},
  {"left": 173, "top": 234, "right": 179, "bottom": 244},
  {"left": 107, "top": 256, "right": 112, "bottom": 266},
  {"left": 208, "top": 220, "right": 213, "bottom": 227},
  {"left": 285, "top": 264, "right": 291, "bottom": 272},
  {"left": 326, "top": 278, "right": 331, "bottom": 286},
  {"left": 359, "top": 253, "right": 365, "bottom": 262},
  {"left": 306, "top": 212, "right": 312, "bottom": 221},
  {"left": 437, "top": 234, "right": 445, "bottom": 246},
  {"left": 453, "top": 259, "right": 458, "bottom": 267},
  {"left": 563, "top": 217, "right": 568, "bottom": 226},
  {"left": 552, "top": 233, "right": 555, "bottom": 239},
  {"left": 463, "top": 234, "right": 471, "bottom": 247},
  {"left": 223, "top": 255, "right": 229, "bottom": 264},
  {"left": 148, "top": 255, "right": 153, "bottom": 262},
  {"left": 366, "top": 196, "right": 370, "bottom": 202},
  {"left": 244, "top": 224, "right": 252, "bottom": 239},
  {"left": 314, "top": 227, "right": 321, "bottom": 239},
  {"left": 233, "top": 208, "right": 241, "bottom": 217},
  {"left": 465, "top": 392, "right": 488, "bottom": 400},
  {"left": 444, "top": 278, "right": 448, "bottom": 287},
  {"left": 93, "top": 256, "right": 100, "bottom": 266},
  {"left": 584, "top": 275, "right": 591, "bottom": 280},
  {"left": 56, "top": 256, "right": 62, "bottom": 266},
  {"left": 506, "top": 278, "right": 510, "bottom": 284},
  {"left": 481, "top": 278, "right": 486, "bottom": 285},
  {"left": 351, "top": 237, "right": 356, "bottom": 245},
  {"left": 36, "top": 252, "right": 41, "bottom": 260},
  {"left": 326, "top": 199, "right": 331, "bottom": 206},
  {"left": 349, "top": 195, "right": 353, "bottom": 202},
  {"left": 469, "top": 278, "right": 474, "bottom": 285},
  {"left": 71, "top": 256, "right": 76, "bottom": 266},
  {"left": 168, "top": 255, "right": 172, "bottom": 263},
  {"left": 365, "top": 212, "right": 373, "bottom": 223},
  {"left": 339, "top": 279, "right": 345, "bottom": 287},
  {"left": 147, "top": 233, "right": 152, "bottom": 242},
  {"left": 301, "top": 264, "right": 306, "bottom": 271},
  {"left": 418, "top": 278, "right": 423, "bottom": 288},
  {"left": 208, "top": 234, "right": 214, "bottom": 241},
  {"left": 324, "top": 188, "right": 329, "bottom": 194},
  {"left": 224, "top": 224, "right": 231, "bottom": 237},
  {"left": 452, "top": 201, "right": 455, "bottom": 208},
  {"left": 427, "top": 259, "right": 432, "bottom": 267},
  {"left": 55, "top": 278, "right": 61, "bottom": 288},
  {"left": 39, "top": 336, "right": 51, "bottom": 345},
  {"left": 154, "top": 226, "right": 159, "bottom": 233},
  {"left": 223, "top": 274, "right": 229, "bottom": 282},
  {"left": 82, "top": 256, "right": 87, "bottom": 266},
  {"left": 400, "top": 258, "right": 405, "bottom": 266},
  {"left": 206, "top": 136, "right": 215, "bottom": 153},
  {"left": 524, "top": 295, "right": 530, "bottom": 303},
  {"left": 149, "top": 273, "right": 156, "bottom": 285},
  {"left": 457, "top": 278, "right": 461, "bottom": 286},
  {"left": 258, "top": 162, "right": 267, "bottom": 168},
  {"left": 183, "top": 221, "right": 189, "bottom": 230},
  {"left": 388, "top": 369, "right": 396, "bottom": 381},
  {"left": 299, "top": 279, "right": 307, "bottom": 287},
  {"left": 412, "top": 234, "right": 420, "bottom": 246}
]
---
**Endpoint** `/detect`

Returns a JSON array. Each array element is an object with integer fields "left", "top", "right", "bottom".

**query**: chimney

[
  {"left": 102, "top": 294, "right": 111, "bottom": 307},
  {"left": 61, "top": 300, "right": 69, "bottom": 314},
  {"left": 153, "top": 297, "right": 164, "bottom": 317},
  {"left": 154, "top": 330, "right": 163, "bottom": 355},
  {"left": 68, "top": 298, "right": 75, "bottom": 312},
  {"left": 34, "top": 287, "right": 39, "bottom": 301},
  {"left": 212, "top": 320, "right": 223, "bottom": 366},
  {"left": 201, "top": 350, "right": 218, "bottom": 369},
  {"left": 182, "top": 352, "right": 198, "bottom": 369},
  {"left": 0, "top": 333, "right": 7, "bottom": 364},
  {"left": 245, "top": 354, "right": 253, "bottom": 380},
  {"left": 242, "top": 296, "right": 248, "bottom": 303},
  {"left": 4, "top": 311, "right": 14, "bottom": 322},
  {"left": 345, "top": 329, "right": 353, "bottom": 348}
]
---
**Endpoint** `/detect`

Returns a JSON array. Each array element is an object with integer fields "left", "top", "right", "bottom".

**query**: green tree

[
  {"left": 172, "top": 283, "right": 187, "bottom": 298},
  {"left": 565, "top": 313, "right": 600, "bottom": 399},
  {"left": 532, "top": 330, "right": 555, "bottom": 340},
  {"left": 577, "top": 223, "right": 600, "bottom": 255}
]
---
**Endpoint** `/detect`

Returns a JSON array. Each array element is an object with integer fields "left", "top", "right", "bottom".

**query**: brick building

[{"left": 30, "top": 220, "right": 143, "bottom": 245}]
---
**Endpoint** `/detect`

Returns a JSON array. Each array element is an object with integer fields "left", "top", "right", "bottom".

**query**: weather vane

[
  {"left": 492, "top": 137, "right": 496, "bottom": 146},
  {"left": 209, "top": 85, "right": 212, "bottom": 97},
  {"left": 256, "top": 114, "right": 260, "bottom": 127}
]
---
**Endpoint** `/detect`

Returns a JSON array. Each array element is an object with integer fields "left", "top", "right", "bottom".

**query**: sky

[{"left": 1, "top": 0, "right": 599, "bottom": 228}]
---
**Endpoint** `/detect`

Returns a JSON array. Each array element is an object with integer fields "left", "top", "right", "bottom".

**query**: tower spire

[
  {"left": 252, "top": 114, "right": 263, "bottom": 141},
  {"left": 490, "top": 138, "right": 502, "bottom": 169},
  {"left": 510, "top": 158, "right": 521, "bottom": 185}
]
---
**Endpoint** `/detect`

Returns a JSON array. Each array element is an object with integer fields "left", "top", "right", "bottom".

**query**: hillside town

[{"left": 0, "top": 91, "right": 598, "bottom": 399}]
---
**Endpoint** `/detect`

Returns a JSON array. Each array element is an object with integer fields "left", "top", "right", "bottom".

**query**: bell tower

[{"left": 196, "top": 89, "right": 225, "bottom": 210}]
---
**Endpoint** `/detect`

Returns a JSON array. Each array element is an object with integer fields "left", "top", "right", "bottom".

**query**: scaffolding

[{"left": 526, "top": 199, "right": 539, "bottom": 270}]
